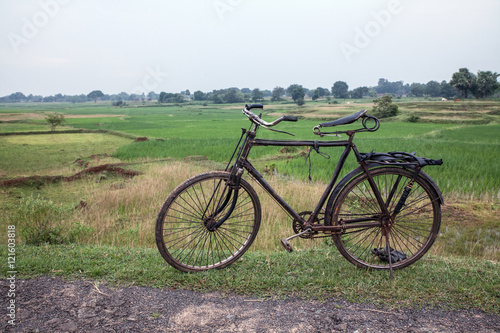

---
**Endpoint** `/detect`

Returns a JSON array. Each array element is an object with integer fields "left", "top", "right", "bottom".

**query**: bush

[
  {"left": 372, "top": 95, "right": 400, "bottom": 118},
  {"left": 112, "top": 100, "right": 127, "bottom": 107},
  {"left": 407, "top": 114, "right": 420, "bottom": 123},
  {"left": 12, "top": 195, "right": 68, "bottom": 245}
]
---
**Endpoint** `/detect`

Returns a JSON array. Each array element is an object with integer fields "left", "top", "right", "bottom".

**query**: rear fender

[{"left": 324, "top": 165, "right": 444, "bottom": 225}]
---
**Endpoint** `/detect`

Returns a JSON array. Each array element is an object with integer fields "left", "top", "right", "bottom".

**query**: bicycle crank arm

[{"left": 281, "top": 229, "right": 313, "bottom": 252}]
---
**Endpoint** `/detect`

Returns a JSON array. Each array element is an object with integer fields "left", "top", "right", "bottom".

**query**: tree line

[{"left": 1, "top": 68, "right": 498, "bottom": 104}]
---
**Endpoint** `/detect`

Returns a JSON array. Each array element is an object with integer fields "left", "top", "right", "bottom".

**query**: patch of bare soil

[
  {"left": 0, "top": 114, "right": 126, "bottom": 121},
  {"left": 0, "top": 164, "right": 141, "bottom": 188},
  {"left": 1, "top": 276, "right": 498, "bottom": 332},
  {"left": 64, "top": 115, "right": 127, "bottom": 119}
]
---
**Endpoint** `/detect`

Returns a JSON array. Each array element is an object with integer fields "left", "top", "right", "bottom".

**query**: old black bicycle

[{"left": 155, "top": 104, "right": 443, "bottom": 274}]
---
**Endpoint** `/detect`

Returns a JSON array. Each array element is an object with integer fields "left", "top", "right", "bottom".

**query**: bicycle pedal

[{"left": 281, "top": 239, "right": 293, "bottom": 252}]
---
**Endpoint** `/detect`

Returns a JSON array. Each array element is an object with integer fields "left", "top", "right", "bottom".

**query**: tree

[
  {"left": 287, "top": 84, "right": 305, "bottom": 106},
  {"left": 158, "top": 92, "right": 172, "bottom": 103},
  {"left": 87, "top": 90, "right": 104, "bottom": 103},
  {"left": 439, "top": 81, "right": 455, "bottom": 99},
  {"left": 251, "top": 88, "right": 264, "bottom": 103},
  {"left": 193, "top": 90, "right": 206, "bottom": 101},
  {"left": 316, "top": 87, "right": 330, "bottom": 97},
  {"left": 474, "top": 70, "right": 499, "bottom": 99},
  {"left": 450, "top": 68, "right": 476, "bottom": 98},
  {"left": 147, "top": 91, "right": 158, "bottom": 100},
  {"left": 312, "top": 89, "right": 320, "bottom": 101},
  {"left": 331, "top": 81, "right": 349, "bottom": 99},
  {"left": 45, "top": 113, "right": 66, "bottom": 131},
  {"left": 271, "top": 86, "right": 285, "bottom": 101},
  {"left": 425, "top": 80, "right": 441, "bottom": 97},
  {"left": 224, "top": 88, "right": 244, "bottom": 103},
  {"left": 350, "top": 86, "right": 369, "bottom": 99},
  {"left": 173, "top": 94, "right": 185, "bottom": 103},
  {"left": 372, "top": 95, "right": 399, "bottom": 118},
  {"left": 410, "top": 83, "right": 426, "bottom": 97}
]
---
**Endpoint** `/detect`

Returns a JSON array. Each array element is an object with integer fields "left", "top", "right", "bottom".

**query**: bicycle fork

[{"left": 205, "top": 168, "right": 244, "bottom": 231}]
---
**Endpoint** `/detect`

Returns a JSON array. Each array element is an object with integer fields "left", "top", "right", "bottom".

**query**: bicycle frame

[{"left": 231, "top": 122, "right": 384, "bottom": 234}]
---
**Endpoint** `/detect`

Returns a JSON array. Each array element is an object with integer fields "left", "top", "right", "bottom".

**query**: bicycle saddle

[{"left": 319, "top": 109, "right": 367, "bottom": 127}]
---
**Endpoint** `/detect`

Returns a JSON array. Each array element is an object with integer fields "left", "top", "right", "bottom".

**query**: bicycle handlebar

[{"left": 242, "top": 104, "right": 298, "bottom": 127}]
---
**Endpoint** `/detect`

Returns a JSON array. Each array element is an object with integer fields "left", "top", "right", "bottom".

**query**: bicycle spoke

[
  {"left": 156, "top": 172, "right": 261, "bottom": 271},
  {"left": 331, "top": 167, "right": 441, "bottom": 270}
]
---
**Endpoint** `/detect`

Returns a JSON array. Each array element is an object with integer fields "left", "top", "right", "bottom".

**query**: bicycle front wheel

[
  {"left": 330, "top": 167, "right": 441, "bottom": 270},
  {"left": 155, "top": 171, "right": 261, "bottom": 272}
]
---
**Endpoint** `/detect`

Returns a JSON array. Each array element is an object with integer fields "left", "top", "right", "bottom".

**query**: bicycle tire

[
  {"left": 329, "top": 167, "right": 441, "bottom": 270},
  {"left": 155, "top": 171, "right": 261, "bottom": 272}
]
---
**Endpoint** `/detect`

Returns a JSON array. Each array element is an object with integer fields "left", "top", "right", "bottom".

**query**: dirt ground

[{"left": 1, "top": 276, "right": 499, "bottom": 332}]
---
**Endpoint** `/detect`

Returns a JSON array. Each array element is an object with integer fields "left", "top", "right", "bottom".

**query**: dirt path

[{"left": 1, "top": 276, "right": 499, "bottom": 332}]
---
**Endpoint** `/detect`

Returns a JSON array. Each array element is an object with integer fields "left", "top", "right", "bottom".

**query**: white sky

[{"left": 1, "top": 0, "right": 499, "bottom": 96}]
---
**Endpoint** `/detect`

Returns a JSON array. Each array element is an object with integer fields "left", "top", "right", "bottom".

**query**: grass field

[{"left": 0, "top": 99, "right": 499, "bottom": 312}]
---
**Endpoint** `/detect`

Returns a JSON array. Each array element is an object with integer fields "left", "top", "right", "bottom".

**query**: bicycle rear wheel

[
  {"left": 155, "top": 171, "right": 261, "bottom": 272},
  {"left": 330, "top": 167, "right": 441, "bottom": 270}
]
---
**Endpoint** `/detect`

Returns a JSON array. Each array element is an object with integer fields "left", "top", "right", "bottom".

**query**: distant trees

[
  {"left": 2, "top": 68, "right": 498, "bottom": 105},
  {"left": 1, "top": 92, "right": 27, "bottom": 102},
  {"left": 409, "top": 80, "right": 455, "bottom": 99},
  {"left": 158, "top": 92, "right": 184, "bottom": 103},
  {"left": 375, "top": 78, "right": 409, "bottom": 96},
  {"left": 449, "top": 68, "right": 499, "bottom": 99}
]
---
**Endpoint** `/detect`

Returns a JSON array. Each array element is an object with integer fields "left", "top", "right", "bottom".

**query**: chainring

[{"left": 292, "top": 211, "right": 323, "bottom": 239}]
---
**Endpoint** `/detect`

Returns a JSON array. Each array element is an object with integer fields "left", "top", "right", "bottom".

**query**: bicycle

[{"left": 155, "top": 104, "right": 443, "bottom": 276}]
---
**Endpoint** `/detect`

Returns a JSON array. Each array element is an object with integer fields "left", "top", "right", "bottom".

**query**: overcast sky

[{"left": 1, "top": 0, "right": 499, "bottom": 96}]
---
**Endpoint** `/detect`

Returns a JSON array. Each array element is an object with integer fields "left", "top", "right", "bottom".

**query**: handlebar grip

[
  {"left": 283, "top": 116, "right": 298, "bottom": 122},
  {"left": 246, "top": 104, "right": 264, "bottom": 110}
]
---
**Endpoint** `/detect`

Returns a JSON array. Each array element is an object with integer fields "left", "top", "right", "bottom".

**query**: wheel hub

[{"left": 204, "top": 216, "right": 217, "bottom": 232}]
